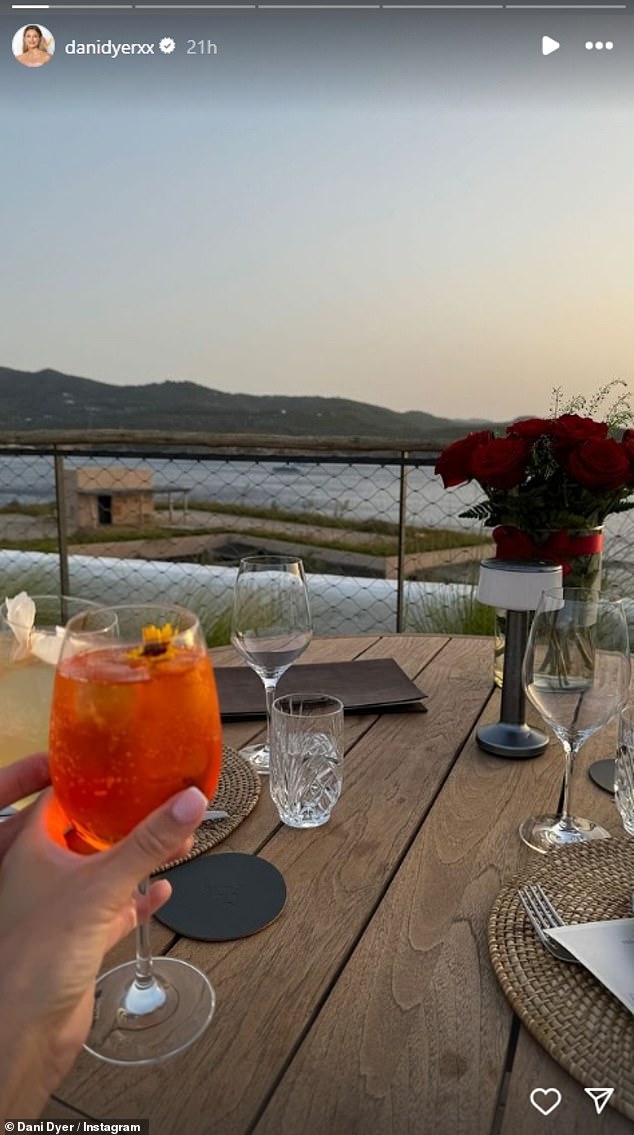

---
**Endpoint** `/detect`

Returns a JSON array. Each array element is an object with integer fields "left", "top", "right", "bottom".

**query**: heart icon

[{"left": 530, "top": 1088, "right": 562, "bottom": 1116}]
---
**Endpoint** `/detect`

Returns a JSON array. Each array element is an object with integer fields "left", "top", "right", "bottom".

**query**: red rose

[
  {"left": 470, "top": 437, "right": 530, "bottom": 490},
  {"left": 567, "top": 438, "right": 632, "bottom": 491},
  {"left": 506, "top": 417, "right": 553, "bottom": 441},
  {"left": 435, "top": 429, "right": 494, "bottom": 488},
  {"left": 622, "top": 431, "right": 634, "bottom": 470},
  {"left": 551, "top": 413, "right": 608, "bottom": 455}
]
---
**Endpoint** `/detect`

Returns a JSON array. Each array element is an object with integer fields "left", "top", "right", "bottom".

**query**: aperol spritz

[{"left": 49, "top": 603, "right": 223, "bottom": 1064}]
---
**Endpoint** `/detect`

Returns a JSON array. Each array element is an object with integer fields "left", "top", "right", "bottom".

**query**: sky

[{"left": 3, "top": 11, "right": 634, "bottom": 423}]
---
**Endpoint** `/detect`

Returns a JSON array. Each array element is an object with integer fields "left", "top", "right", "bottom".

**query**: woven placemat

[
  {"left": 154, "top": 745, "right": 261, "bottom": 874},
  {"left": 489, "top": 838, "right": 634, "bottom": 1122}
]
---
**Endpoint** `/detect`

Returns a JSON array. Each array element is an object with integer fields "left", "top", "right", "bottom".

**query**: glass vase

[{"left": 493, "top": 526, "right": 604, "bottom": 688}]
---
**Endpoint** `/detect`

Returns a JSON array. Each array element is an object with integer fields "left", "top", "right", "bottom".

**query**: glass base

[
  {"left": 519, "top": 813, "right": 611, "bottom": 854},
  {"left": 277, "top": 810, "right": 332, "bottom": 829},
  {"left": 85, "top": 957, "right": 215, "bottom": 1065},
  {"left": 239, "top": 741, "right": 270, "bottom": 775}
]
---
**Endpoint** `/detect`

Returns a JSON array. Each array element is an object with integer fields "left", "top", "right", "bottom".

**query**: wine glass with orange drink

[{"left": 49, "top": 603, "right": 223, "bottom": 1064}]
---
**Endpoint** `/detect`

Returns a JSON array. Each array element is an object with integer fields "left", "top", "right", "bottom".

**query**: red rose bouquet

[{"left": 435, "top": 384, "right": 634, "bottom": 569}]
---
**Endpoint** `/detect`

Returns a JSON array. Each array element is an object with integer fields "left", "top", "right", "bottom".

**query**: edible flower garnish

[{"left": 127, "top": 623, "right": 177, "bottom": 661}]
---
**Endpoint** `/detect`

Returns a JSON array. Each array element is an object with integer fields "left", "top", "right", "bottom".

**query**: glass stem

[
  {"left": 263, "top": 679, "right": 278, "bottom": 747},
  {"left": 123, "top": 876, "right": 167, "bottom": 1016},
  {"left": 134, "top": 876, "right": 154, "bottom": 989},
  {"left": 559, "top": 741, "right": 579, "bottom": 830}
]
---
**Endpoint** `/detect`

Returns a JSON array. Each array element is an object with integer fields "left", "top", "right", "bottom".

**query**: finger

[
  {"left": 97, "top": 787, "right": 207, "bottom": 901},
  {"left": 0, "top": 785, "right": 58, "bottom": 859},
  {"left": 39, "top": 790, "right": 77, "bottom": 847},
  {"left": 0, "top": 753, "right": 49, "bottom": 808},
  {"left": 158, "top": 834, "right": 195, "bottom": 862},
  {"left": 0, "top": 810, "right": 24, "bottom": 858},
  {"left": 147, "top": 879, "right": 172, "bottom": 914}
]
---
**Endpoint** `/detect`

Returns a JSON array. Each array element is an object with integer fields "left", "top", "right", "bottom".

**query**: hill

[{"left": 0, "top": 367, "right": 498, "bottom": 442}]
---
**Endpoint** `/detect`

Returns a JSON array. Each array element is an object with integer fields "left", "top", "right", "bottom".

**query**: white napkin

[
  {"left": 546, "top": 918, "right": 634, "bottom": 1015},
  {"left": 4, "top": 592, "right": 64, "bottom": 665}
]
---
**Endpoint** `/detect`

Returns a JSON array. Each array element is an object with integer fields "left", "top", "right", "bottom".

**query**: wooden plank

[
  {"left": 42, "top": 1097, "right": 92, "bottom": 1120},
  {"left": 252, "top": 684, "right": 573, "bottom": 1135},
  {"left": 211, "top": 635, "right": 384, "bottom": 668},
  {"left": 352, "top": 631, "right": 450, "bottom": 678},
  {"left": 58, "top": 636, "right": 494, "bottom": 1131}
]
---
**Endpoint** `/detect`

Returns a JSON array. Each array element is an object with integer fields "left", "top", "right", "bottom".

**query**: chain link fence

[{"left": 1, "top": 434, "right": 632, "bottom": 643}]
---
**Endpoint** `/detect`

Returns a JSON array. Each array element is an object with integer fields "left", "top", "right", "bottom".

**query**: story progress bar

[{"left": 10, "top": 2, "right": 630, "bottom": 8}]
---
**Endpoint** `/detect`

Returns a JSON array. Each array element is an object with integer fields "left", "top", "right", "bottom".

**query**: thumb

[{"left": 97, "top": 787, "right": 208, "bottom": 897}]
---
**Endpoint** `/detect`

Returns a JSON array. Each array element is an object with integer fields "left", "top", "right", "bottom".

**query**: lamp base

[{"left": 476, "top": 722, "right": 549, "bottom": 759}]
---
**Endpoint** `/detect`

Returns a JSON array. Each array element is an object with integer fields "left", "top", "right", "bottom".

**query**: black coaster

[
  {"left": 155, "top": 853, "right": 286, "bottom": 941},
  {"left": 588, "top": 758, "right": 615, "bottom": 795}
]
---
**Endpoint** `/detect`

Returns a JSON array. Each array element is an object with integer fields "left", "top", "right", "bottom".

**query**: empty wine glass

[
  {"left": 521, "top": 587, "right": 630, "bottom": 853},
  {"left": 230, "top": 555, "right": 312, "bottom": 774},
  {"left": 616, "top": 707, "right": 634, "bottom": 915},
  {"left": 616, "top": 705, "right": 634, "bottom": 837}
]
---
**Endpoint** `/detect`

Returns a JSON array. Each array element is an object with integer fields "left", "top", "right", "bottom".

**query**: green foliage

[
  {"left": 203, "top": 609, "right": 232, "bottom": 648},
  {"left": 406, "top": 590, "right": 495, "bottom": 636},
  {"left": 0, "top": 500, "right": 55, "bottom": 517},
  {"left": 550, "top": 380, "right": 634, "bottom": 432},
  {"left": 468, "top": 477, "right": 634, "bottom": 531},
  {"left": 459, "top": 502, "right": 493, "bottom": 523}
]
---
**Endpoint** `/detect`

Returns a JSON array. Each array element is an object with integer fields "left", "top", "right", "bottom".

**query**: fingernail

[{"left": 170, "top": 787, "right": 207, "bottom": 825}]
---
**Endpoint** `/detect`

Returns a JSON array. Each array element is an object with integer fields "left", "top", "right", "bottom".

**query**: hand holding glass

[
  {"left": 49, "top": 603, "right": 223, "bottom": 1064},
  {"left": 521, "top": 588, "right": 630, "bottom": 853},
  {"left": 230, "top": 556, "right": 312, "bottom": 774}
]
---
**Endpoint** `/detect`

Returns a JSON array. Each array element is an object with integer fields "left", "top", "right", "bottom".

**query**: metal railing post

[
  {"left": 53, "top": 450, "right": 70, "bottom": 597},
  {"left": 395, "top": 450, "right": 409, "bottom": 633}
]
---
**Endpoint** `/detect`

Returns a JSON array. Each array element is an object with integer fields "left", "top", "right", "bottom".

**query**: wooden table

[{"left": 49, "top": 635, "right": 634, "bottom": 1134}]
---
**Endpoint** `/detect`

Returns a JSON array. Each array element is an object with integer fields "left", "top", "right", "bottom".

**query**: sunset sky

[{"left": 3, "top": 11, "right": 633, "bottom": 422}]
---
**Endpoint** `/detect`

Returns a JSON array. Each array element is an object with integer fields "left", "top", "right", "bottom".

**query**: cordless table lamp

[{"left": 476, "top": 559, "right": 563, "bottom": 758}]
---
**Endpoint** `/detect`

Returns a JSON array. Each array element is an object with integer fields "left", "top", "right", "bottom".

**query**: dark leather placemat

[
  {"left": 588, "top": 758, "right": 615, "bottom": 794},
  {"left": 156, "top": 853, "right": 286, "bottom": 941},
  {"left": 214, "top": 658, "right": 426, "bottom": 720}
]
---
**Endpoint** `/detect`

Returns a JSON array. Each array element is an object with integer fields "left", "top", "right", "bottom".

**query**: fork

[{"left": 518, "top": 884, "right": 579, "bottom": 964}]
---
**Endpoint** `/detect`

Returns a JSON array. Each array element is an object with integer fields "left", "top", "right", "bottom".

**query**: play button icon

[{"left": 542, "top": 35, "right": 560, "bottom": 56}]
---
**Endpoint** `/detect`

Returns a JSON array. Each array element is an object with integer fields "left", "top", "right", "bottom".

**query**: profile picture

[{"left": 12, "top": 24, "right": 54, "bottom": 67}]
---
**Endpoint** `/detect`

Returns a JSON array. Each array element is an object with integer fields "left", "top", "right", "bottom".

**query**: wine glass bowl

[
  {"left": 49, "top": 603, "right": 223, "bottom": 1064},
  {"left": 616, "top": 705, "right": 634, "bottom": 837},
  {"left": 520, "top": 588, "right": 630, "bottom": 853},
  {"left": 0, "top": 594, "right": 99, "bottom": 802},
  {"left": 230, "top": 556, "right": 312, "bottom": 774}
]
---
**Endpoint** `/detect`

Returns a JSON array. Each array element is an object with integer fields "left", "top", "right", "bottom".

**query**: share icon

[{"left": 584, "top": 1088, "right": 614, "bottom": 1115}]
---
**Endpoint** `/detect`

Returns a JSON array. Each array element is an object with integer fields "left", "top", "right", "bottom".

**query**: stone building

[{"left": 64, "top": 466, "right": 155, "bottom": 531}]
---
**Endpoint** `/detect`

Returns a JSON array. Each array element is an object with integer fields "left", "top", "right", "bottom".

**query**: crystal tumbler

[{"left": 270, "top": 693, "right": 344, "bottom": 828}]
